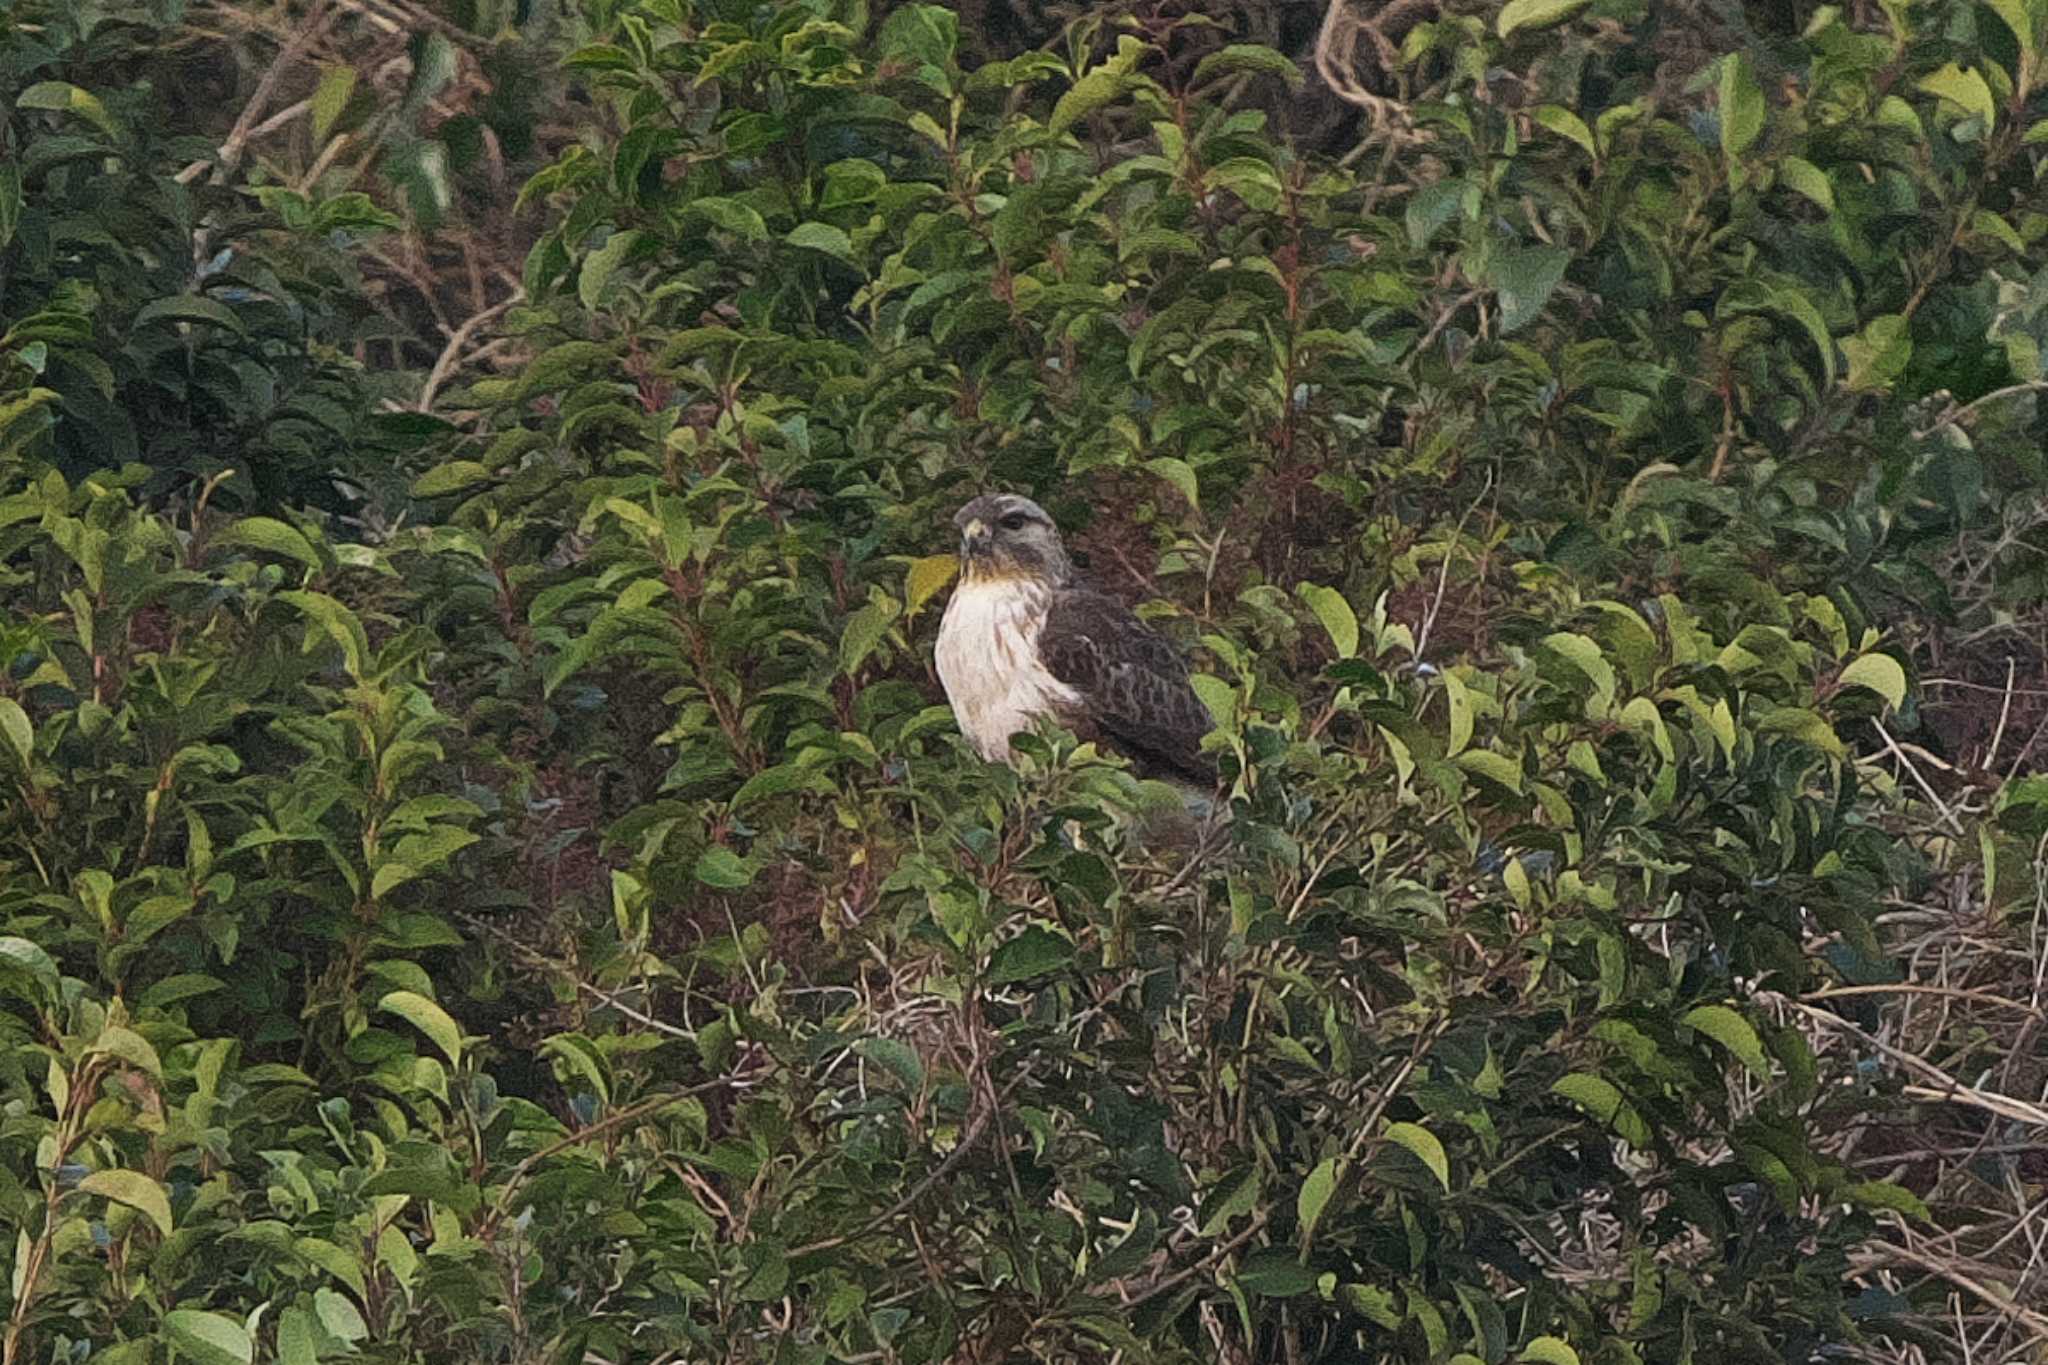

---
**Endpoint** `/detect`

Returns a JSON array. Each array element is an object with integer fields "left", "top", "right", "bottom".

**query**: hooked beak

[{"left": 960, "top": 518, "right": 991, "bottom": 557}]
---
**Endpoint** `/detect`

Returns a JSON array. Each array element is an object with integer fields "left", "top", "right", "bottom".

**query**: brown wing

[{"left": 1038, "top": 587, "right": 1219, "bottom": 790}]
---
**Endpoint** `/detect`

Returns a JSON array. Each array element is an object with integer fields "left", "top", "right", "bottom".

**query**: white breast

[{"left": 935, "top": 579, "right": 1082, "bottom": 764}]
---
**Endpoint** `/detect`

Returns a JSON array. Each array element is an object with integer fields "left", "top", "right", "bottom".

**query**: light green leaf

[
  {"left": 1189, "top": 673, "right": 1236, "bottom": 733},
  {"left": 314, "top": 1288, "right": 367, "bottom": 1342},
  {"left": 311, "top": 64, "right": 357, "bottom": 143},
  {"left": 17, "top": 81, "right": 119, "bottom": 139},
  {"left": 1984, "top": 0, "right": 2038, "bottom": 56},
  {"left": 1837, "top": 653, "right": 1907, "bottom": 709},
  {"left": 1192, "top": 44, "right": 1303, "bottom": 90},
  {"left": 1382, "top": 1121, "right": 1449, "bottom": 1191},
  {"left": 694, "top": 847, "right": 754, "bottom": 890},
  {"left": 1843, "top": 314, "right": 1912, "bottom": 391},
  {"left": 0, "top": 936, "right": 60, "bottom": 1004},
  {"left": 91, "top": 1025, "right": 163, "bottom": 1079},
  {"left": 277, "top": 1307, "right": 319, "bottom": 1365},
  {"left": 1681, "top": 1004, "right": 1771, "bottom": 1078},
  {"left": 1146, "top": 456, "right": 1200, "bottom": 510},
  {"left": 578, "top": 229, "right": 642, "bottom": 311},
  {"left": 1845, "top": 1179, "right": 1933, "bottom": 1223},
  {"left": 1776, "top": 156, "right": 1834, "bottom": 211},
  {"left": 1049, "top": 37, "right": 1146, "bottom": 135},
  {"left": 1497, "top": 0, "right": 1591, "bottom": 39},
  {"left": 904, "top": 553, "right": 958, "bottom": 616},
  {"left": 1532, "top": 105, "right": 1596, "bottom": 157},
  {"left": 1720, "top": 53, "right": 1766, "bottom": 160},
  {"left": 1552, "top": 1073, "right": 1650, "bottom": 1145},
  {"left": 690, "top": 197, "right": 769, "bottom": 242},
  {"left": 0, "top": 697, "right": 31, "bottom": 764},
  {"left": 1297, "top": 584, "right": 1359, "bottom": 659},
  {"left": 785, "top": 221, "right": 856, "bottom": 266},
  {"left": 1456, "top": 749, "right": 1523, "bottom": 793},
  {"left": 378, "top": 990, "right": 463, "bottom": 1066},
  {"left": 78, "top": 1169, "right": 173, "bottom": 1236},
  {"left": 162, "top": 1309, "right": 253, "bottom": 1365},
  {"left": 211, "top": 517, "right": 324, "bottom": 574},
  {"left": 1442, "top": 671, "right": 1474, "bottom": 756},
  {"left": 411, "top": 461, "right": 493, "bottom": 498},
  {"left": 1520, "top": 1337, "right": 1581, "bottom": 1365},
  {"left": 1917, "top": 62, "right": 1996, "bottom": 128},
  {"left": 1542, "top": 631, "right": 1618, "bottom": 714},
  {"left": 1297, "top": 1156, "right": 1340, "bottom": 1239}
]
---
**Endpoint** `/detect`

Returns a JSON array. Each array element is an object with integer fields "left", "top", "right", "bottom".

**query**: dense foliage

[{"left": 3, "top": 0, "right": 2046, "bottom": 1362}]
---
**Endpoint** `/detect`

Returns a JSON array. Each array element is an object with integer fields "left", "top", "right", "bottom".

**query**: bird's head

[{"left": 953, "top": 493, "right": 1071, "bottom": 585}]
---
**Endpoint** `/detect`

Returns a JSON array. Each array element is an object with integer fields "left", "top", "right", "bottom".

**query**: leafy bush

[{"left": 4, "top": 0, "right": 2046, "bottom": 1362}]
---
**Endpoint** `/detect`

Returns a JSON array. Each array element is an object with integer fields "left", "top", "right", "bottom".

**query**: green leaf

[
  {"left": 988, "top": 925, "right": 1072, "bottom": 982},
  {"left": 1720, "top": 53, "right": 1766, "bottom": 160},
  {"left": 1681, "top": 1004, "right": 1770, "bottom": 1078},
  {"left": 1985, "top": 0, "right": 2038, "bottom": 56},
  {"left": 1917, "top": 63, "right": 1996, "bottom": 129},
  {"left": 277, "top": 1307, "right": 319, "bottom": 1365},
  {"left": 694, "top": 847, "right": 754, "bottom": 890},
  {"left": 1489, "top": 245, "right": 1572, "bottom": 334},
  {"left": 1456, "top": 749, "right": 1523, "bottom": 793},
  {"left": 311, "top": 64, "right": 357, "bottom": 142},
  {"left": 1198, "top": 1167, "right": 1260, "bottom": 1235},
  {"left": 79, "top": 1170, "right": 174, "bottom": 1236},
  {"left": 1843, "top": 314, "right": 1912, "bottom": 391},
  {"left": 1497, "top": 0, "right": 1591, "bottom": 39},
  {"left": 17, "top": 81, "right": 119, "bottom": 139},
  {"left": 1189, "top": 674, "right": 1236, "bottom": 733},
  {"left": 1845, "top": 1179, "right": 1933, "bottom": 1223},
  {"left": 378, "top": 990, "right": 464, "bottom": 1066},
  {"left": 1192, "top": 44, "right": 1303, "bottom": 90},
  {"left": 1776, "top": 156, "right": 1834, "bottom": 212},
  {"left": 1532, "top": 105, "right": 1596, "bottom": 157},
  {"left": 1837, "top": 653, "right": 1907, "bottom": 709},
  {"left": 162, "top": 1310, "right": 253, "bottom": 1365},
  {"left": 0, "top": 936, "right": 60, "bottom": 1006},
  {"left": 1552, "top": 1073, "right": 1651, "bottom": 1145},
  {"left": 1520, "top": 1337, "right": 1581, "bottom": 1365},
  {"left": 1297, "top": 1156, "right": 1340, "bottom": 1240},
  {"left": 314, "top": 1288, "right": 366, "bottom": 1342},
  {"left": 904, "top": 553, "right": 958, "bottom": 616},
  {"left": 133, "top": 295, "right": 247, "bottom": 335},
  {"left": 690, "top": 197, "right": 770, "bottom": 242},
  {"left": 1297, "top": 584, "right": 1359, "bottom": 659},
  {"left": 1049, "top": 37, "right": 1146, "bottom": 135},
  {"left": 1382, "top": 1121, "right": 1449, "bottom": 1190},
  {"left": 1146, "top": 456, "right": 1200, "bottom": 510},
  {"left": 211, "top": 517, "right": 324, "bottom": 574},
  {"left": 92, "top": 1026, "right": 162, "bottom": 1078},
  {"left": 785, "top": 222, "right": 857, "bottom": 267},
  {"left": 1236, "top": 1247, "right": 1317, "bottom": 1297},
  {"left": 0, "top": 697, "right": 31, "bottom": 764},
  {"left": 879, "top": 4, "right": 959, "bottom": 68},
  {"left": 411, "top": 461, "right": 493, "bottom": 497},
  {"left": 578, "top": 229, "right": 642, "bottom": 311},
  {"left": 838, "top": 594, "right": 899, "bottom": 675}
]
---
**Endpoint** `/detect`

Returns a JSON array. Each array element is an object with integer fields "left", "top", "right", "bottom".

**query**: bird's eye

[{"left": 999, "top": 512, "right": 1029, "bottom": 531}]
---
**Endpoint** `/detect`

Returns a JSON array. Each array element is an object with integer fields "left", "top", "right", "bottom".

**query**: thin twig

[
  {"left": 418, "top": 290, "right": 525, "bottom": 411},
  {"left": 1912, "top": 380, "right": 2048, "bottom": 441}
]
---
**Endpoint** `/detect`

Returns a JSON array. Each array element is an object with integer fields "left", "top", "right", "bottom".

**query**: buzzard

[{"left": 935, "top": 493, "right": 1219, "bottom": 797}]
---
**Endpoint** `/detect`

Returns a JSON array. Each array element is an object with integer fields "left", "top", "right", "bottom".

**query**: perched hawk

[{"left": 935, "top": 493, "right": 1218, "bottom": 797}]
